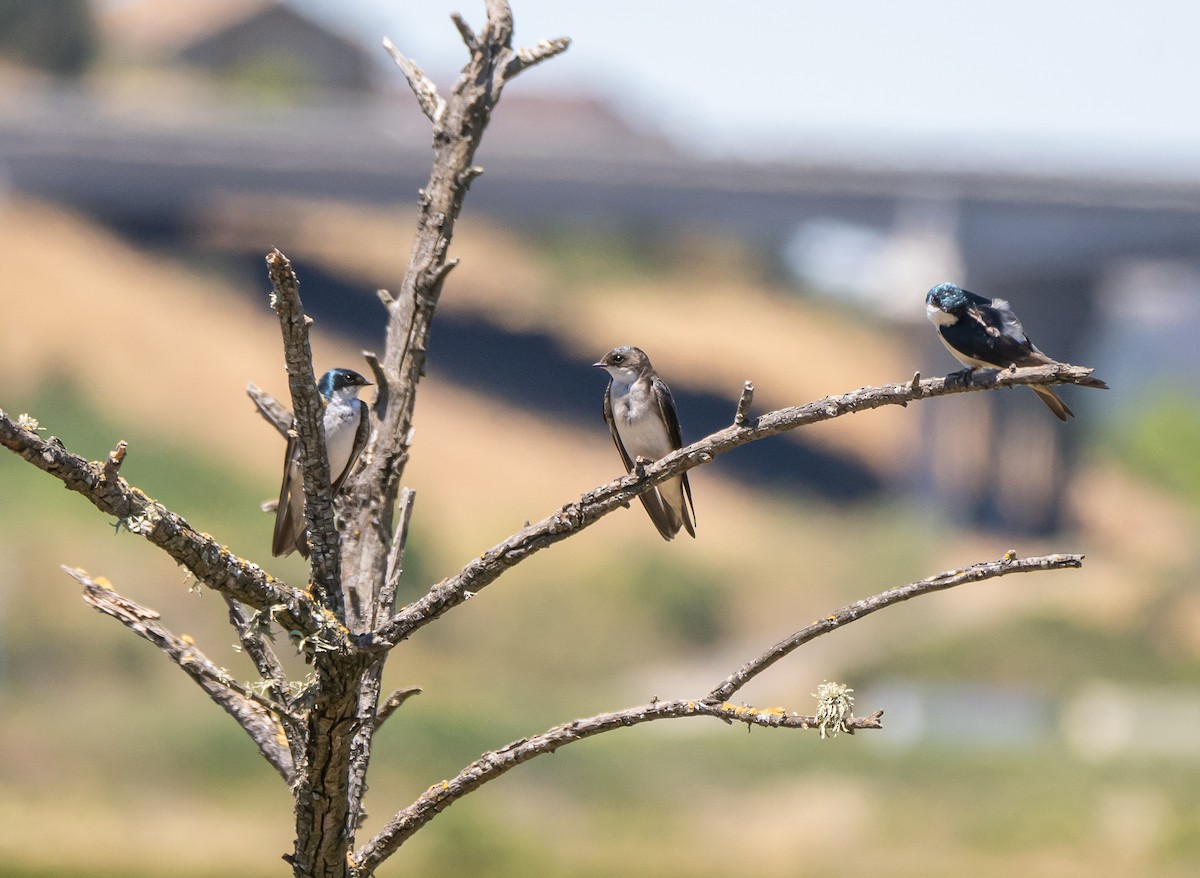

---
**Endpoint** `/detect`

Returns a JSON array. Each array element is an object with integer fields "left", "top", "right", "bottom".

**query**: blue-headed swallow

[
  {"left": 594, "top": 346, "right": 696, "bottom": 541},
  {"left": 272, "top": 368, "right": 372, "bottom": 558},
  {"left": 925, "top": 282, "right": 1108, "bottom": 420}
]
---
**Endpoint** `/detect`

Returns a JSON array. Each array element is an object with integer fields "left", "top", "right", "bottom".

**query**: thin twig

[
  {"left": 224, "top": 596, "right": 291, "bottom": 705},
  {"left": 363, "top": 351, "right": 389, "bottom": 418},
  {"left": 482, "top": 0, "right": 512, "bottom": 49},
  {"left": 382, "top": 37, "right": 446, "bottom": 124},
  {"left": 450, "top": 13, "right": 479, "bottom": 52},
  {"left": 704, "top": 552, "right": 1084, "bottom": 703},
  {"left": 378, "top": 488, "right": 416, "bottom": 627},
  {"left": 104, "top": 440, "right": 127, "bottom": 475},
  {"left": 67, "top": 567, "right": 297, "bottom": 781},
  {"left": 377, "top": 686, "right": 423, "bottom": 727},
  {"left": 247, "top": 383, "right": 293, "bottom": 437},
  {"left": 347, "top": 658, "right": 385, "bottom": 838},
  {"left": 371, "top": 363, "right": 1103, "bottom": 647},
  {"left": 503, "top": 37, "right": 572, "bottom": 80},
  {"left": 734, "top": 381, "right": 754, "bottom": 426}
]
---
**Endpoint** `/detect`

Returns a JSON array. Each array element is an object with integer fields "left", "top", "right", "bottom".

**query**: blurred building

[{"left": 101, "top": 0, "right": 377, "bottom": 92}]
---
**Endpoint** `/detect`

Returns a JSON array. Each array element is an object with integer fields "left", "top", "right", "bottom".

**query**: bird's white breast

[
  {"left": 324, "top": 398, "right": 363, "bottom": 478},
  {"left": 610, "top": 379, "right": 672, "bottom": 460}
]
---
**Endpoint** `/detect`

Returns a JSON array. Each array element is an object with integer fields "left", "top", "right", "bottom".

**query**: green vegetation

[
  {"left": 616, "top": 551, "right": 730, "bottom": 647},
  {"left": 849, "top": 614, "right": 1200, "bottom": 690},
  {"left": 531, "top": 224, "right": 676, "bottom": 285},
  {"left": 4, "top": 229, "right": 1199, "bottom": 876},
  {"left": 1112, "top": 389, "right": 1200, "bottom": 507},
  {"left": 1, "top": 375, "right": 270, "bottom": 555}
]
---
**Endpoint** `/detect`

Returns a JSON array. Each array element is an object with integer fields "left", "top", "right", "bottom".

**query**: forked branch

[
  {"left": 335, "top": 1, "right": 571, "bottom": 635},
  {"left": 355, "top": 551, "right": 1081, "bottom": 869},
  {"left": 67, "top": 567, "right": 297, "bottom": 781}
]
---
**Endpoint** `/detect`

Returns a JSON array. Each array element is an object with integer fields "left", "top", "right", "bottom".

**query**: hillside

[{"left": 3, "top": 197, "right": 1199, "bottom": 877}]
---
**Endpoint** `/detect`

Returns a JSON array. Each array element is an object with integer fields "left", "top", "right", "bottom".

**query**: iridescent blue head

[
  {"left": 926, "top": 282, "right": 969, "bottom": 312},
  {"left": 317, "top": 368, "right": 372, "bottom": 400}
]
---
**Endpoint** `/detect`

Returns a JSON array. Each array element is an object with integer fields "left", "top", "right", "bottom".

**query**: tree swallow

[
  {"left": 272, "top": 368, "right": 372, "bottom": 558},
  {"left": 925, "top": 282, "right": 1108, "bottom": 420},
  {"left": 594, "top": 346, "right": 696, "bottom": 541}
]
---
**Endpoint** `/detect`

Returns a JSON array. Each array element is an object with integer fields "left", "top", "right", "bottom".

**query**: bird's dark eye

[{"left": 612, "top": 354, "right": 624, "bottom": 363}]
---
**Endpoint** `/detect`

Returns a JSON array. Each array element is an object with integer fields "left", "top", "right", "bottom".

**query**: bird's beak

[{"left": 592, "top": 362, "right": 606, "bottom": 369}]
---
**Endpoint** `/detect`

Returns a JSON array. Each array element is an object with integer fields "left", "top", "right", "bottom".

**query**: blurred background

[{"left": 2, "top": 1, "right": 1200, "bottom": 875}]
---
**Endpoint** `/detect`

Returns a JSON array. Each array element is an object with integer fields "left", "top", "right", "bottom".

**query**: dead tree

[{"left": 0, "top": 3, "right": 1100, "bottom": 876}]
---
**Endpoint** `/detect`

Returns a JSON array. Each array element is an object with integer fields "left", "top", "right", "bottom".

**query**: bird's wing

[
  {"left": 650, "top": 376, "right": 696, "bottom": 534},
  {"left": 272, "top": 432, "right": 303, "bottom": 557},
  {"left": 962, "top": 294, "right": 1052, "bottom": 368},
  {"left": 602, "top": 387, "right": 634, "bottom": 472},
  {"left": 331, "top": 401, "right": 370, "bottom": 496},
  {"left": 988, "top": 297, "right": 1029, "bottom": 341}
]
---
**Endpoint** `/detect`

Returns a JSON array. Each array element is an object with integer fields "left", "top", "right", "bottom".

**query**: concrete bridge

[{"left": 5, "top": 87, "right": 1197, "bottom": 530}]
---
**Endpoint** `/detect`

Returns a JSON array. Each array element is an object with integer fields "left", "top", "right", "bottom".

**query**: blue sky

[{"left": 293, "top": 0, "right": 1200, "bottom": 176}]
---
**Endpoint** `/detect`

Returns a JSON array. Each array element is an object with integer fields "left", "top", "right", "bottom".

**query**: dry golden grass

[
  {"left": 192, "top": 192, "right": 920, "bottom": 478},
  {"left": 5, "top": 197, "right": 1198, "bottom": 878},
  {"left": 0, "top": 196, "right": 852, "bottom": 589}
]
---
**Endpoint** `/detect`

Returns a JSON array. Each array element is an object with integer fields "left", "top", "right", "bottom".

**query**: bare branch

[
  {"left": 503, "top": 36, "right": 572, "bottom": 80},
  {"left": 346, "top": 490, "right": 415, "bottom": 836},
  {"left": 346, "top": 658, "right": 384, "bottom": 839},
  {"left": 285, "top": 4, "right": 572, "bottom": 871},
  {"left": 247, "top": 383, "right": 293, "bottom": 437},
  {"left": 267, "top": 249, "right": 343, "bottom": 614},
  {"left": 363, "top": 351, "right": 389, "bottom": 417},
  {"left": 224, "top": 596, "right": 291, "bottom": 705},
  {"left": 733, "top": 381, "right": 754, "bottom": 426},
  {"left": 371, "top": 363, "right": 1102, "bottom": 647},
  {"left": 705, "top": 552, "right": 1084, "bottom": 703},
  {"left": 104, "top": 440, "right": 127, "bottom": 475},
  {"left": 378, "top": 488, "right": 416, "bottom": 626},
  {"left": 450, "top": 13, "right": 479, "bottom": 52},
  {"left": 376, "top": 686, "right": 423, "bottom": 727},
  {"left": 356, "top": 550, "right": 1080, "bottom": 868},
  {"left": 335, "top": 0, "right": 571, "bottom": 647},
  {"left": 356, "top": 699, "right": 882, "bottom": 869},
  {"left": 0, "top": 410, "right": 332, "bottom": 641},
  {"left": 382, "top": 37, "right": 446, "bottom": 124},
  {"left": 67, "top": 567, "right": 296, "bottom": 781},
  {"left": 482, "top": 0, "right": 513, "bottom": 48}
]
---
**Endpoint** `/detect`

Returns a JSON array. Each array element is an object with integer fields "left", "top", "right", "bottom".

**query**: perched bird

[
  {"left": 925, "top": 282, "right": 1108, "bottom": 420},
  {"left": 272, "top": 368, "right": 372, "bottom": 558},
  {"left": 594, "top": 346, "right": 696, "bottom": 540}
]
